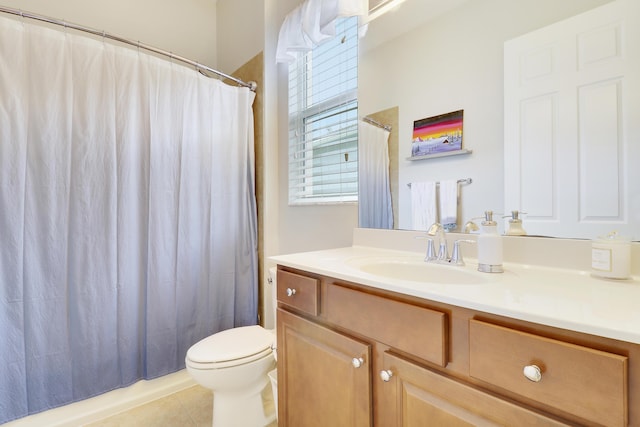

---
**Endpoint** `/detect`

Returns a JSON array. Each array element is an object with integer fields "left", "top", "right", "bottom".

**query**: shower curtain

[
  {"left": 0, "top": 15, "right": 257, "bottom": 423},
  {"left": 358, "top": 121, "right": 393, "bottom": 229}
]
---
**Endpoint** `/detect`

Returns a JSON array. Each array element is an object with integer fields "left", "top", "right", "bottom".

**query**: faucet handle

[
  {"left": 449, "top": 239, "right": 475, "bottom": 266},
  {"left": 424, "top": 238, "right": 437, "bottom": 262}
]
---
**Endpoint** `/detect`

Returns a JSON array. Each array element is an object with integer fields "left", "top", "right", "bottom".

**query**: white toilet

[{"left": 185, "top": 268, "right": 278, "bottom": 427}]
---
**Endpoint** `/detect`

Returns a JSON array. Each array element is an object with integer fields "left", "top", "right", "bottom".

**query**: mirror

[{"left": 358, "top": 0, "right": 638, "bottom": 239}]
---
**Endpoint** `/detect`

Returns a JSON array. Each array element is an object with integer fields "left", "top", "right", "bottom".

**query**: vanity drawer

[
  {"left": 325, "top": 283, "right": 447, "bottom": 367},
  {"left": 277, "top": 269, "right": 319, "bottom": 316},
  {"left": 469, "top": 319, "right": 628, "bottom": 427}
]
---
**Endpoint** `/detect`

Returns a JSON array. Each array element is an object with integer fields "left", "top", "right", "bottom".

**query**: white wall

[
  {"left": 216, "top": 0, "right": 356, "bottom": 261},
  {"left": 359, "top": 0, "right": 611, "bottom": 231},
  {"left": 1, "top": 0, "right": 218, "bottom": 67},
  {"left": 272, "top": 0, "right": 359, "bottom": 255},
  {"left": 216, "top": 0, "right": 264, "bottom": 73}
]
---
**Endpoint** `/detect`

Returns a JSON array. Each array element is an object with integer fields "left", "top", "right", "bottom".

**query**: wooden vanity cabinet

[{"left": 276, "top": 267, "right": 637, "bottom": 426}]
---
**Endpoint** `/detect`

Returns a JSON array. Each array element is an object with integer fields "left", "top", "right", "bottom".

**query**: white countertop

[{"left": 271, "top": 245, "right": 640, "bottom": 345}]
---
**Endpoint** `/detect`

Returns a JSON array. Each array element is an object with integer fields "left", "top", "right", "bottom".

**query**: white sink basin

[{"left": 346, "top": 256, "right": 490, "bottom": 285}]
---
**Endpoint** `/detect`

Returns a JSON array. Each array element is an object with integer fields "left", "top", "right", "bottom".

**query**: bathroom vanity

[{"left": 271, "top": 229, "right": 640, "bottom": 426}]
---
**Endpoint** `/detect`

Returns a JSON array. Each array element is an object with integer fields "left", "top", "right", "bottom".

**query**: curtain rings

[{"left": 196, "top": 63, "right": 209, "bottom": 78}]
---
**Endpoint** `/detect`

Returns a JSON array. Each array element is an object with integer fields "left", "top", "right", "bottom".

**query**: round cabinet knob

[
  {"left": 352, "top": 357, "right": 364, "bottom": 369},
  {"left": 523, "top": 364, "right": 542, "bottom": 382},
  {"left": 286, "top": 288, "right": 296, "bottom": 297},
  {"left": 379, "top": 369, "right": 393, "bottom": 382}
]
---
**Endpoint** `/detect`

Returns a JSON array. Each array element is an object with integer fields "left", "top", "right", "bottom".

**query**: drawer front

[
  {"left": 277, "top": 269, "right": 319, "bottom": 316},
  {"left": 325, "top": 283, "right": 447, "bottom": 367},
  {"left": 469, "top": 319, "right": 628, "bottom": 427}
]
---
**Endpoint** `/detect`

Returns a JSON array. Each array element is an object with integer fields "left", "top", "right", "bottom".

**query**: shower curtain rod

[
  {"left": 362, "top": 116, "right": 392, "bottom": 132},
  {"left": 0, "top": 5, "right": 257, "bottom": 91}
]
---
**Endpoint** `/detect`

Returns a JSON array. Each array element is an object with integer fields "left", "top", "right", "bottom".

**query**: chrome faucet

[
  {"left": 449, "top": 239, "right": 476, "bottom": 266},
  {"left": 425, "top": 222, "right": 475, "bottom": 266},
  {"left": 426, "top": 222, "right": 449, "bottom": 263}
]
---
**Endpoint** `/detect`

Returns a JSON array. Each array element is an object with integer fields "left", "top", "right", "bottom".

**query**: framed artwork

[{"left": 411, "top": 110, "right": 464, "bottom": 158}]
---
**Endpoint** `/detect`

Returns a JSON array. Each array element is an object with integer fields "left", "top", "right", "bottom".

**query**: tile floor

[{"left": 84, "top": 384, "right": 277, "bottom": 427}]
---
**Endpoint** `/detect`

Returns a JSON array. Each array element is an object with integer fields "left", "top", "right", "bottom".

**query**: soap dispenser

[
  {"left": 477, "top": 211, "right": 503, "bottom": 273},
  {"left": 504, "top": 210, "right": 527, "bottom": 236}
]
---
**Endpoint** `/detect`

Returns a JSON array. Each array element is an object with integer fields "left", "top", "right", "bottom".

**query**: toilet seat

[{"left": 186, "top": 325, "right": 274, "bottom": 369}]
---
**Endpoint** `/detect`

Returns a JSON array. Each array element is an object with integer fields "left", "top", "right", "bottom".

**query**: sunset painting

[{"left": 411, "top": 110, "right": 464, "bottom": 157}]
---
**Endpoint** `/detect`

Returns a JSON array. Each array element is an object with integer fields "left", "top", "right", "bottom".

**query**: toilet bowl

[{"left": 185, "top": 268, "right": 278, "bottom": 427}]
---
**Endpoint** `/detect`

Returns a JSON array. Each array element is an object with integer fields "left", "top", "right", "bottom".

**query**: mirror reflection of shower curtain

[
  {"left": 358, "top": 121, "right": 393, "bottom": 229},
  {"left": 0, "top": 15, "right": 257, "bottom": 424}
]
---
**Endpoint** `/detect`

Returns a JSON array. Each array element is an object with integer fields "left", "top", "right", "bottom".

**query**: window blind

[{"left": 288, "top": 16, "right": 358, "bottom": 204}]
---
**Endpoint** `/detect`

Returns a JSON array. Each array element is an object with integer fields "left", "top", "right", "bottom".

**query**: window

[{"left": 288, "top": 16, "right": 358, "bottom": 205}]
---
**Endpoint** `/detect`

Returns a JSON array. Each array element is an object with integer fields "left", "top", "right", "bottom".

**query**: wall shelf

[{"left": 406, "top": 148, "right": 472, "bottom": 161}]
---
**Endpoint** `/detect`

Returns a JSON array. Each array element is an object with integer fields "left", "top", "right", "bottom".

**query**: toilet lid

[{"left": 186, "top": 325, "right": 274, "bottom": 364}]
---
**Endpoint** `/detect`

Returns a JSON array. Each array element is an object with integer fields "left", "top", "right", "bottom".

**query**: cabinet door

[
  {"left": 277, "top": 309, "right": 372, "bottom": 427},
  {"left": 377, "top": 352, "right": 570, "bottom": 427}
]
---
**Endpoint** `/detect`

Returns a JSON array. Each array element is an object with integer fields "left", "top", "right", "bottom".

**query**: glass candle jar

[{"left": 591, "top": 231, "right": 631, "bottom": 280}]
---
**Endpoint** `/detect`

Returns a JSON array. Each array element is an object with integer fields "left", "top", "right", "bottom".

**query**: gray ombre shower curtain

[{"left": 0, "top": 15, "right": 257, "bottom": 423}]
